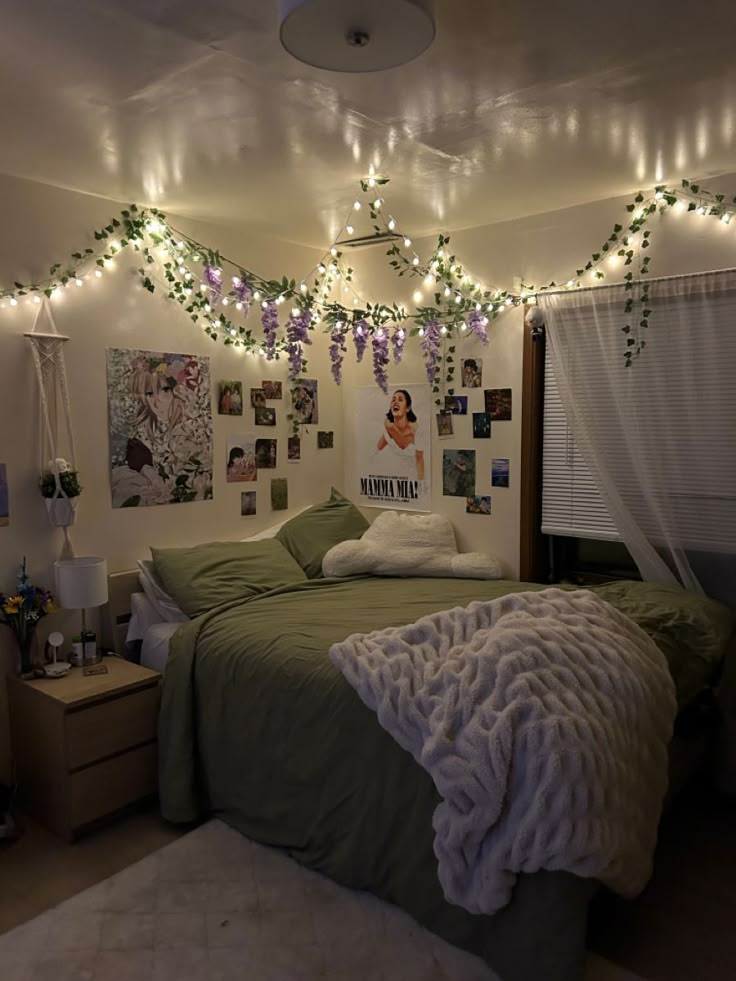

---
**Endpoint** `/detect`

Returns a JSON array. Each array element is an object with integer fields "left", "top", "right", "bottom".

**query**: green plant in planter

[
  {"left": 40, "top": 459, "right": 81, "bottom": 529},
  {"left": 40, "top": 469, "right": 82, "bottom": 498}
]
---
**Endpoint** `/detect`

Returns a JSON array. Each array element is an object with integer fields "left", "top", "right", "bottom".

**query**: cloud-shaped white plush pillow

[{"left": 322, "top": 511, "right": 503, "bottom": 580}]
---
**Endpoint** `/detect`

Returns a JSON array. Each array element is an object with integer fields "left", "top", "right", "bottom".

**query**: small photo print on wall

[
  {"left": 218, "top": 381, "right": 243, "bottom": 415},
  {"left": 472, "top": 412, "right": 491, "bottom": 439},
  {"left": 442, "top": 449, "right": 476, "bottom": 497},
  {"left": 271, "top": 478, "right": 288, "bottom": 511},
  {"left": 255, "top": 406, "right": 276, "bottom": 426},
  {"left": 251, "top": 388, "right": 266, "bottom": 408},
  {"left": 444, "top": 394, "right": 468, "bottom": 415},
  {"left": 436, "top": 411, "right": 454, "bottom": 438},
  {"left": 0, "top": 463, "right": 8, "bottom": 526},
  {"left": 262, "top": 380, "right": 282, "bottom": 399},
  {"left": 226, "top": 435, "right": 257, "bottom": 483},
  {"left": 317, "top": 431, "right": 334, "bottom": 449},
  {"left": 492, "top": 458, "right": 510, "bottom": 487},
  {"left": 287, "top": 436, "right": 301, "bottom": 462},
  {"left": 461, "top": 358, "right": 482, "bottom": 388},
  {"left": 241, "top": 491, "right": 257, "bottom": 516},
  {"left": 466, "top": 495, "right": 492, "bottom": 515},
  {"left": 292, "top": 379, "right": 319, "bottom": 425},
  {"left": 484, "top": 388, "right": 512, "bottom": 421},
  {"left": 256, "top": 439, "right": 277, "bottom": 468}
]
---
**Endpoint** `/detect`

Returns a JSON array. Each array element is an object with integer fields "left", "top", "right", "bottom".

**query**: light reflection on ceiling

[{"left": 1, "top": 0, "right": 736, "bottom": 246}]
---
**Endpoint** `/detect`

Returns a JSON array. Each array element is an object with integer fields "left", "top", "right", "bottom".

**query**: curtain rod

[{"left": 537, "top": 264, "right": 736, "bottom": 299}]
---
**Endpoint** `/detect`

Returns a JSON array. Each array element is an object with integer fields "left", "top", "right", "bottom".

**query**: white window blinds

[
  {"left": 541, "top": 278, "right": 736, "bottom": 556},
  {"left": 542, "top": 346, "right": 620, "bottom": 541}
]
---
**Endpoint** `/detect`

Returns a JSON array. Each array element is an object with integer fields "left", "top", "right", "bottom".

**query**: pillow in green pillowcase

[
  {"left": 276, "top": 487, "right": 369, "bottom": 579},
  {"left": 150, "top": 539, "right": 307, "bottom": 618}
]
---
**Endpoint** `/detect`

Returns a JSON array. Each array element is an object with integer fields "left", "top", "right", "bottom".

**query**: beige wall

[
  {"left": 0, "top": 175, "right": 331, "bottom": 780},
  {"left": 4, "top": 171, "right": 736, "bottom": 782},
  {"left": 346, "top": 175, "right": 736, "bottom": 578}
]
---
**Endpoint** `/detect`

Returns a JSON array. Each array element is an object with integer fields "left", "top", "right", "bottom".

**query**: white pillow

[
  {"left": 136, "top": 560, "right": 189, "bottom": 623},
  {"left": 322, "top": 511, "right": 503, "bottom": 580}
]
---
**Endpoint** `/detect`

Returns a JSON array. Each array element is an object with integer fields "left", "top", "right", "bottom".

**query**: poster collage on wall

[
  {"left": 106, "top": 348, "right": 332, "bottom": 521},
  {"left": 351, "top": 375, "right": 513, "bottom": 516},
  {"left": 435, "top": 363, "right": 512, "bottom": 516}
]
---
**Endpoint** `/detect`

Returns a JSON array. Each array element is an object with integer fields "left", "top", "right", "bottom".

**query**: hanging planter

[
  {"left": 44, "top": 496, "right": 77, "bottom": 528},
  {"left": 40, "top": 459, "right": 81, "bottom": 529}
]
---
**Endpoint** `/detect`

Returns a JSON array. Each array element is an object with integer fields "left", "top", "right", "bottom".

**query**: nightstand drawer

[
  {"left": 69, "top": 742, "right": 158, "bottom": 829},
  {"left": 65, "top": 684, "right": 160, "bottom": 769}
]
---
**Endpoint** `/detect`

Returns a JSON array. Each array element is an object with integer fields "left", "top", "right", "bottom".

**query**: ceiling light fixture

[{"left": 280, "top": 0, "right": 436, "bottom": 73}]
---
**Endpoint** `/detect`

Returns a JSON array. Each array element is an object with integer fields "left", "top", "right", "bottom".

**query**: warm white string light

[{"left": 3, "top": 177, "right": 734, "bottom": 360}]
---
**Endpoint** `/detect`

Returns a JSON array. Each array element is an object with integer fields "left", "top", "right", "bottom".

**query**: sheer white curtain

[{"left": 539, "top": 270, "right": 736, "bottom": 605}]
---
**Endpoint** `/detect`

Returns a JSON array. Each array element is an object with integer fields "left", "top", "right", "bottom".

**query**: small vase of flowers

[
  {"left": 40, "top": 458, "right": 81, "bottom": 527},
  {"left": 0, "top": 559, "right": 56, "bottom": 678}
]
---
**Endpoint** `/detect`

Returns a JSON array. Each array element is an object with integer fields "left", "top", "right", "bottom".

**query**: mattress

[
  {"left": 141, "top": 621, "right": 183, "bottom": 673},
  {"left": 126, "top": 592, "right": 187, "bottom": 672},
  {"left": 127, "top": 591, "right": 166, "bottom": 643}
]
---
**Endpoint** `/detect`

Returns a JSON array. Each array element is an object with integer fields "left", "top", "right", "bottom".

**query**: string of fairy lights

[{"left": 2, "top": 176, "right": 735, "bottom": 387}]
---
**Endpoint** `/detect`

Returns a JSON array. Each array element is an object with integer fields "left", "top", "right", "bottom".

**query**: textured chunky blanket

[{"left": 329, "top": 588, "right": 677, "bottom": 916}]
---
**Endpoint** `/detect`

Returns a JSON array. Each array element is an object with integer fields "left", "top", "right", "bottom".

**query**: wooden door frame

[{"left": 519, "top": 318, "right": 547, "bottom": 582}]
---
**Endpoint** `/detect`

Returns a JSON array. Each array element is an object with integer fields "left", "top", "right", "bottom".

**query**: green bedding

[{"left": 158, "top": 577, "right": 733, "bottom": 981}]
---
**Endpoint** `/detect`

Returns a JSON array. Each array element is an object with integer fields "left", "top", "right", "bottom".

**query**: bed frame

[
  {"left": 99, "top": 570, "right": 140, "bottom": 659},
  {"left": 99, "top": 569, "right": 736, "bottom": 794}
]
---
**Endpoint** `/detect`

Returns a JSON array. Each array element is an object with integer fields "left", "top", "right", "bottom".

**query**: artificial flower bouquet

[{"left": 0, "top": 558, "right": 56, "bottom": 677}]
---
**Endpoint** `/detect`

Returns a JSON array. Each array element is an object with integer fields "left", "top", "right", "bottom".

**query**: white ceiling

[{"left": 3, "top": 0, "right": 736, "bottom": 246}]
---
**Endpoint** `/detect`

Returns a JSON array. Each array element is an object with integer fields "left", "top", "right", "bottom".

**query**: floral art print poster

[
  {"left": 352, "top": 385, "right": 431, "bottom": 512},
  {"left": 107, "top": 349, "right": 213, "bottom": 508}
]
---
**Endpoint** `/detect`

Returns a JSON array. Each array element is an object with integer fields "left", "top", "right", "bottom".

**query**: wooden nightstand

[{"left": 7, "top": 657, "right": 160, "bottom": 841}]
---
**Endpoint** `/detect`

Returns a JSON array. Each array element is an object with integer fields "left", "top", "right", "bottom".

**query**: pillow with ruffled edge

[{"left": 322, "top": 510, "right": 502, "bottom": 580}]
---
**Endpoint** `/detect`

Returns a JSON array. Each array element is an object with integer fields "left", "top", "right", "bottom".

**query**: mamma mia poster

[{"left": 353, "top": 385, "right": 432, "bottom": 512}]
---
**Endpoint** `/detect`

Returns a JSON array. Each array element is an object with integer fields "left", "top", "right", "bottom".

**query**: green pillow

[
  {"left": 150, "top": 539, "right": 306, "bottom": 617},
  {"left": 276, "top": 487, "right": 369, "bottom": 579}
]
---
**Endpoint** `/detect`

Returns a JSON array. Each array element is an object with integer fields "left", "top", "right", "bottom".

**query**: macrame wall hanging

[{"left": 24, "top": 300, "right": 78, "bottom": 557}]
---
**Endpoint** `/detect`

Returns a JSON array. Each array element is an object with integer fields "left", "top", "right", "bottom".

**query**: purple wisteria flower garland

[
  {"left": 232, "top": 277, "right": 254, "bottom": 315},
  {"left": 391, "top": 325, "right": 406, "bottom": 364},
  {"left": 329, "top": 325, "right": 347, "bottom": 384},
  {"left": 286, "top": 307, "right": 313, "bottom": 380},
  {"left": 352, "top": 319, "right": 369, "bottom": 362},
  {"left": 371, "top": 327, "right": 390, "bottom": 394},
  {"left": 203, "top": 264, "right": 222, "bottom": 300},
  {"left": 261, "top": 302, "right": 279, "bottom": 360},
  {"left": 419, "top": 319, "right": 443, "bottom": 386},
  {"left": 467, "top": 309, "right": 489, "bottom": 344}
]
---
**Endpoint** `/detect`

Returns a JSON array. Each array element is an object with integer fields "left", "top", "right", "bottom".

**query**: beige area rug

[{"left": 0, "top": 820, "right": 648, "bottom": 981}]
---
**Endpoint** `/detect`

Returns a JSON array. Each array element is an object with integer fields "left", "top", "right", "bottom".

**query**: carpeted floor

[
  {"left": 589, "top": 779, "right": 736, "bottom": 981},
  {"left": 0, "top": 818, "right": 644, "bottom": 981}
]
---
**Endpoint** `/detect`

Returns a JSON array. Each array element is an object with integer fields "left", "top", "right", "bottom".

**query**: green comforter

[{"left": 159, "top": 577, "right": 732, "bottom": 981}]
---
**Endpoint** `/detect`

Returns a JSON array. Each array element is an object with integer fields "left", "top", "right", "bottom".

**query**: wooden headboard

[{"left": 99, "top": 570, "right": 140, "bottom": 658}]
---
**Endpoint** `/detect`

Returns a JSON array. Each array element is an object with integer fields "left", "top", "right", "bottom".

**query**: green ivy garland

[{"left": 2, "top": 177, "right": 732, "bottom": 400}]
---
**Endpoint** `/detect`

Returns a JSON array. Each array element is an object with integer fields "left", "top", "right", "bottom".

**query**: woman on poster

[{"left": 376, "top": 389, "right": 426, "bottom": 481}]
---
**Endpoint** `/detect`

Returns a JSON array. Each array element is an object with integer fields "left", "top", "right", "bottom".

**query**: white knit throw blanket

[{"left": 329, "top": 588, "right": 677, "bottom": 916}]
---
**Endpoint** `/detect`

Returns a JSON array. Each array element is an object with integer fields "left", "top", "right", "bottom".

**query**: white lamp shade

[{"left": 54, "top": 556, "right": 108, "bottom": 610}]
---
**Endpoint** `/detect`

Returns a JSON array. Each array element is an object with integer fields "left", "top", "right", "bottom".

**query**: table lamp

[{"left": 54, "top": 556, "right": 108, "bottom": 666}]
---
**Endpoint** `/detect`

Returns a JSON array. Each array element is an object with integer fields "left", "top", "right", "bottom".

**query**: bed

[{"left": 101, "top": 542, "right": 735, "bottom": 981}]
